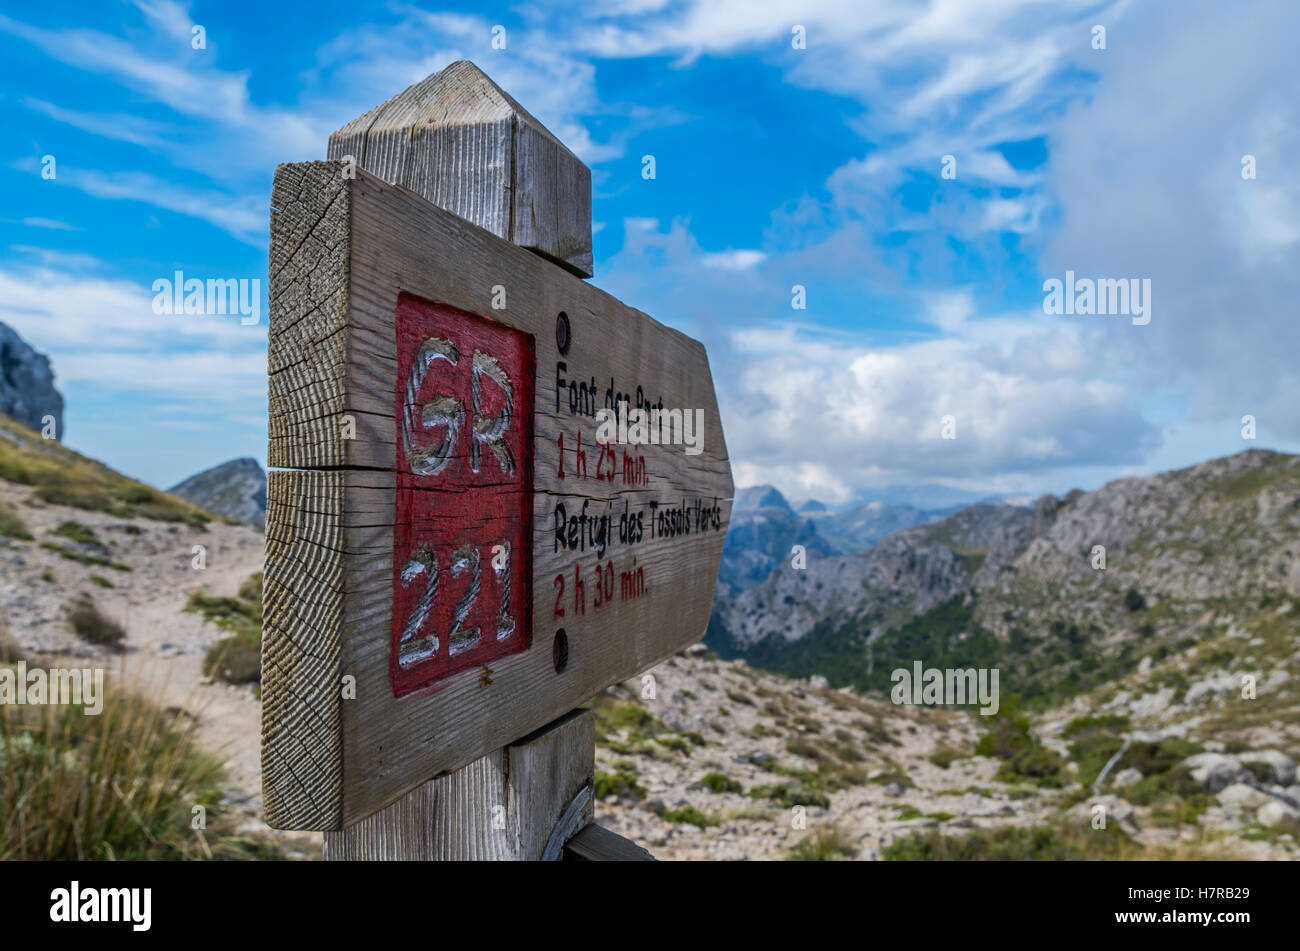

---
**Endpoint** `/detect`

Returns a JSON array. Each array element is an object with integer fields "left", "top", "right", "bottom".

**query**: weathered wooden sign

[{"left": 262, "top": 64, "right": 733, "bottom": 831}]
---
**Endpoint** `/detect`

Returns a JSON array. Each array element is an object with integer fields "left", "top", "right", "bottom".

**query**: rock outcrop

[{"left": 0, "top": 322, "right": 64, "bottom": 437}]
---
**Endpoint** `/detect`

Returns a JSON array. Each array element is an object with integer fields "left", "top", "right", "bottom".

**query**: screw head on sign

[
  {"left": 556, "top": 312, "right": 571, "bottom": 355},
  {"left": 553, "top": 629, "right": 569, "bottom": 673}
]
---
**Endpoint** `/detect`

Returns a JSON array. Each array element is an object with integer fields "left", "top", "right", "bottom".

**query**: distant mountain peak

[
  {"left": 734, "top": 484, "right": 794, "bottom": 514},
  {"left": 170, "top": 458, "right": 267, "bottom": 528}
]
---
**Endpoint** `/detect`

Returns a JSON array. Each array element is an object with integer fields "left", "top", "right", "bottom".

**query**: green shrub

[
  {"left": 662, "top": 805, "right": 714, "bottom": 827},
  {"left": 600, "top": 702, "right": 658, "bottom": 733},
  {"left": 929, "top": 744, "right": 967, "bottom": 769},
  {"left": 1063, "top": 714, "right": 1130, "bottom": 738},
  {"left": 974, "top": 696, "right": 1063, "bottom": 786},
  {"left": 748, "top": 783, "right": 831, "bottom": 809},
  {"left": 0, "top": 502, "right": 32, "bottom": 540},
  {"left": 1124, "top": 588, "right": 1146, "bottom": 612},
  {"left": 66, "top": 595, "right": 125, "bottom": 649},
  {"left": 1003, "top": 744, "right": 1064, "bottom": 785},
  {"left": 35, "top": 482, "right": 113, "bottom": 511},
  {"left": 203, "top": 635, "right": 261, "bottom": 685},
  {"left": 867, "top": 769, "right": 915, "bottom": 790},
  {"left": 39, "top": 541, "right": 131, "bottom": 571},
  {"left": 594, "top": 764, "right": 646, "bottom": 801},
  {"left": 654, "top": 734, "right": 693, "bottom": 754},
  {"left": 237, "top": 571, "right": 263, "bottom": 604},
  {"left": 786, "top": 824, "right": 857, "bottom": 861},
  {"left": 186, "top": 593, "right": 259, "bottom": 629},
  {"left": 52, "top": 520, "right": 104, "bottom": 549},
  {"left": 697, "top": 771, "right": 742, "bottom": 794},
  {"left": 190, "top": 573, "right": 263, "bottom": 685},
  {"left": 785, "top": 736, "right": 823, "bottom": 760}
]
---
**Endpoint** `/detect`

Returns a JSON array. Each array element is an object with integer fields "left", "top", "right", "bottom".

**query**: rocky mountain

[
  {"left": 709, "top": 450, "right": 1300, "bottom": 705},
  {"left": 719, "top": 485, "right": 960, "bottom": 595},
  {"left": 719, "top": 485, "right": 837, "bottom": 592},
  {"left": 169, "top": 457, "right": 267, "bottom": 529},
  {"left": 0, "top": 322, "right": 63, "bottom": 438}
]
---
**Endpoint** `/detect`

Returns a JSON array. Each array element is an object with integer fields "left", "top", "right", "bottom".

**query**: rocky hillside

[
  {"left": 595, "top": 617, "right": 1300, "bottom": 859},
  {"left": 0, "top": 321, "right": 63, "bottom": 437},
  {"left": 710, "top": 450, "right": 1300, "bottom": 704},
  {"left": 170, "top": 457, "right": 267, "bottom": 529}
]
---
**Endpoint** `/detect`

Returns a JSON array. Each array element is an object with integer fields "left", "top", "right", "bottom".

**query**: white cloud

[
  {"left": 701, "top": 249, "right": 766, "bottom": 271},
  {"left": 21, "top": 97, "right": 169, "bottom": 150},
  {"left": 72, "top": 171, "right": 265, "bottom": 245},
  {"left": 0, "top": 259, "right": 266, "bottom": 405},
  {"left": 131, "top": 0, "right": 195, "bottom": 41},
  {"left": 720, "top": 314, "right": 1158, "bottom": 501},
  {"left": 1045, "top": 0, "right": 1300, "bottom": 437},
  {"left": 18, "top": 218, "right": 79, "bottom": 231},
  {"left": 927, "top": 291, "right": 973, "bottom": 332}
]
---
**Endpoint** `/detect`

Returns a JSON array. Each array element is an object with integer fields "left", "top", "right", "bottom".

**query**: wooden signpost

[{"left": 262, "top": 61, "right": 733, "bottom": 858}]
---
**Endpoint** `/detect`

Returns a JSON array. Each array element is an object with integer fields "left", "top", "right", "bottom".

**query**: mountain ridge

[{"left": 709, "top": 449, "right": 1300, "bottom": 705}]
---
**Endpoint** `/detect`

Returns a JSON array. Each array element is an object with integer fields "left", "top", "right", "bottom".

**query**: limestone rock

[
  {"left": 1257, "top": 800, "right": 1300, "bottom": 827},
  {"left": 0, "top": 322, "right": 63, "bottom": 437},
  {"left": 1184, "top": 753, "right": 1250, "bottom": 793},
  {"left": 1238, "top": 750, "right": 1296, "bottom": 787},
  {"left": 1216, "top": 783, "right": 1274, "bottom": 812}
]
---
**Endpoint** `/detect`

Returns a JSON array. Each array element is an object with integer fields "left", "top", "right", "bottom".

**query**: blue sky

[{"left": 2, "top": 0, "right": 1297, "bottom": 504}]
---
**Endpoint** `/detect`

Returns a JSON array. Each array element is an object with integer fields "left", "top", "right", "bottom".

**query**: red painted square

[{"left": 391, "top": 293, "right": 534, "bottom": 697}]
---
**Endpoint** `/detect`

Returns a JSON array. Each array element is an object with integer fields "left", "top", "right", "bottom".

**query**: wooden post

[
  {"left": 263, "top": 61, "right": 731, "bottom": 859},
  {"left": 323, "top": 709, "right": 595, "bottom": 860}
]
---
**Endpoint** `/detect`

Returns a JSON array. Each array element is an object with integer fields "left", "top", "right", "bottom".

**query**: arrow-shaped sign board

[{"left": 262, "top": 161, "right": 733, "bottom": 830}]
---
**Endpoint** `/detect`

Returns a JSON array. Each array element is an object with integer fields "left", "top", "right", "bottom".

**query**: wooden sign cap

[{"left": 328, "top": 60, "right": 594, "bottom": 278}]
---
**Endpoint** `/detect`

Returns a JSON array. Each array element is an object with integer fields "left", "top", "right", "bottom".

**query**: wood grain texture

[
  {"left": 563, "top": 823, "right": 656, "bottom": 862},
  {"left": 266, "top": 162, "right": 350, "bottom": 472},
  {"left": 327, "top": 60, "right": 592, "bottom": 278},
  {"left": 262, "top": 469, "right": 344, "bottom": 829},
  {"left": 322, "top": 709, "right": 594, "bottom": 860},
  {"left": 263, "top": 161, "right": 733, "bottom": 830}
]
